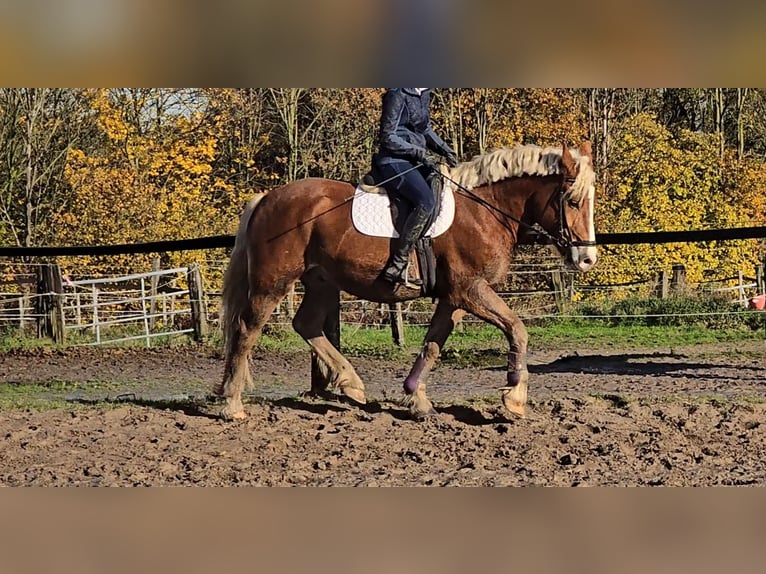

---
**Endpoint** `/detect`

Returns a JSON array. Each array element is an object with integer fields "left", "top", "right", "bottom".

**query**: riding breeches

[{"left": 377, "top": 161, "right": 435, "bottom": 214}]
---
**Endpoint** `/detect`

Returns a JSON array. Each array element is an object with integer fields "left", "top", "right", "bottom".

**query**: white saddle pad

[{"left": 351, "top": 182, "right": 456, "bottom": 238}]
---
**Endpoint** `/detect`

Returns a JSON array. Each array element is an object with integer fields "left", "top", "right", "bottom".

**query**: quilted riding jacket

[{"left": 376, "top": 88, "right": 454, "bottom": 165}]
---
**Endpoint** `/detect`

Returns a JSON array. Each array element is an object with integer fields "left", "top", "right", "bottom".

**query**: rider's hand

[{"left": 421, "top": 157, "right": 438, "bottom": 172}]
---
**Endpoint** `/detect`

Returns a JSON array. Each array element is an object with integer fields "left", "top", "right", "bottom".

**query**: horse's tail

[{"left": 220, "top": 193, "right": 267, "bottom": 373}]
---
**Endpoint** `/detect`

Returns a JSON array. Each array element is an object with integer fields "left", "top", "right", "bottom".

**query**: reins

[
  {"left": 432, "top": 165, "right": 580, "bottom": 249},
  {"left": 350, "top": 159, "right": 596, "bottom": 251},
  {"left": 338, "top": 162, "right": 426, "bottom": 207}
]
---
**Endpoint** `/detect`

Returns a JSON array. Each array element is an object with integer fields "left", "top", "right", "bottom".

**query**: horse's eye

[{"left": 567, "top": 199, "right": 579, "bottom": 209}]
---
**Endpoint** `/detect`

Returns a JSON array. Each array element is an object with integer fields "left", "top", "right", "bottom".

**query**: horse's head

[
  {"left": 448, "top": 142, "right": 598, "bottom": 272},
  {"left": 540, "top": 142, "right": 598, "bottom": 272}
]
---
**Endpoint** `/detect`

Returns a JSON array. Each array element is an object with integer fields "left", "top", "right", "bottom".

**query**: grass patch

[
  {"left": 252, "top": 322, "right": 762, "bottom": 366},
  {"left": 0, "top": 380, "right": 125, "bottom": 411},
  {"left": 1, "top": 313, "right": 762, "bottom": 360},
  {"left": 63, "top": 327, "right": 199, "bottom": 349},
  {"left": 0, "top": 383, "right": 78, "bottom": 410},
  {"left": 569, "top": 295, "right": 765, "bottom": 330},
  {"left": 254, "top": 324, "right": 424, "bottom": 359},
  {"left": 635, "top": 394, "right": 766, "bottom": 408},
  {"left": 528, "top": 324, "right": 763, "bottom": 350},
  {"left": 0, "top": 332, "right": 57, "bottom": 352}
]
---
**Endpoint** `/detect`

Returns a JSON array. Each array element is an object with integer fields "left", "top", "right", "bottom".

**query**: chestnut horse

[{"left": 216, "top": 142, "right": 598, "bottom": 421}]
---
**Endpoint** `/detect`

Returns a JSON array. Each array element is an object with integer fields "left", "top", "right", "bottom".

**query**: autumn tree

[
  {"left": 431, "top": 89, "right": 587, "bottom": 161},
  {"left": 57, "top": 89, "right": 250, "bottom": 275},
  {"left": 305, "top": 88, "right": 381, "bottom": 182},
  {"left": 430, "top": 88, "right": 470, "bottom": 159},
  {"left": 589, "top": 113, "right": 760, "bottom": 288},
  {"left": 0, "top": 88, "right": 95, "bottom": 247},
  {"left": 203, "top": 88, "right": 280, "bottom": 202}
]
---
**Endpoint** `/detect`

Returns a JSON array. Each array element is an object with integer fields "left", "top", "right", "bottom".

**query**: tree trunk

[
  {"left": 714, "top": 88, "right": 725, "bottom": 161},
  {"left": 24, "top": 89, "right": 41, "bottom": 247},
  {"left": 737, "top": 88, "right": 748, "bottom": 159},
  {"left": 269, "top": 88, "right": 305, "bottom": 183}
]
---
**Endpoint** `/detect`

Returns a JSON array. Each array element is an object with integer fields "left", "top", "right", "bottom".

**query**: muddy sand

[{"left": 1, "top": 340, "right": 765, "bottom": 486}]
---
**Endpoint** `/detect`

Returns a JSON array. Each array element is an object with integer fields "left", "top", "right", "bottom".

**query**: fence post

[
  {"left": 311, "top": 289, "right": 341, "bottom": 393},
  {"left": 737, "top": 270, "right": 746, "bottom": 305},
  {"left": 389, "top": 303, "right": 405, "bottom": 347},
  {"left": 140, "top": 277, "right": 151, "bottom": 347},
  {"left": 149, "top": 257, "right": 160, "bottom": 329},
  {"left": 18, "top": 289, "right": 29, "bottom": 334},
  {"left": 657, "top": 270, "right": 670, "bottom": 298},
  {"left": 36, "top": 262, "right": 65, "bottom": 344},
  {"left": 757, "top": 261, "right": 765, "bottom": 294},
  {"left": 35, "top": 266, "right": 45, "bottom": 339},
  {"left": 91, "top": 284, "right": 100, "bottom": 344},
  {"left": 74, "top": 291, "right": 82, "bottom": 328},
  {"left": 551, "top": 268, "right": 569, "bottom": 313},
  {"left": 188, "top": 265, "right": 208, "bottom": 341},
  {"left": 671, "top": 263, "right": 686, "bottom": 295},
  {"left": 52, "top": 265, "right": 65, "bottom": 344}
]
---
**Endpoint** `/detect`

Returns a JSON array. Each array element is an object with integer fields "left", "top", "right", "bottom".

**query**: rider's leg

[{"left": 379, "top": 163, "right": 435, "bottom": 285}]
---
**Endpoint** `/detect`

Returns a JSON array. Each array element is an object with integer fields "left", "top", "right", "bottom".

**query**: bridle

[
  {"left": 436, "top": 167, "right": 594, "bottom": 251},
  {"left": 552, "top": 175, "right": 597, "bottom": 250}
]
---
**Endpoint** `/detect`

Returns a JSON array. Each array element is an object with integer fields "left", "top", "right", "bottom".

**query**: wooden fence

[
  {"left": 3, "top": 263, "right": 208, "bottom": 347},
  {"left": 1, "top": 256, "right": 764, "bottom": 347}
]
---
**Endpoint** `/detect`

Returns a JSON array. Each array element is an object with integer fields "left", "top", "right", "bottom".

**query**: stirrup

[
  {"left": 393, "top": 269, "right": 423, "bottom": 289},
  {"left": 401, "top": 268, "right": 422, "bottom": 289},
  {"left": 383, "top": 266, "right": 422, "bottom": 289}
]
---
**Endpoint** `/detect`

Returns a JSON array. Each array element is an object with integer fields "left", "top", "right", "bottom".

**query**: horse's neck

[
  {"left": 452, "top": 178, "right": 525, "bottom": 244},
  {"left": 477, "top": 177, "right": 537, "bottom": 216},
  {"left": 465, "top": 176, "right": 558, "bottom": 238}
]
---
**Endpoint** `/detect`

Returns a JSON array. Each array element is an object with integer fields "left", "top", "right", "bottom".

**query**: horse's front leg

[
  {"left": 402, "top": 300, "right": 465, "bottom": 419},
  {"left": 461, "top": 279, "right": 529, "bottom": 418}
]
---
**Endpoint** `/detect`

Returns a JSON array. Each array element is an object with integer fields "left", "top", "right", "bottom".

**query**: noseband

[{"left": 553, "top": 176, "right": 597, "bottom": 250}]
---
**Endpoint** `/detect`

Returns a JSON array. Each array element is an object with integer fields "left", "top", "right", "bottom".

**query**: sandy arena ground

[{"left": 1, "top": 339, "right": 765, "bottom": 485}]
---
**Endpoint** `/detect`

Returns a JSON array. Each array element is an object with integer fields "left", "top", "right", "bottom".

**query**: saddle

[{"left": 362, "top": 158, "right": 441, "bottom": 295}]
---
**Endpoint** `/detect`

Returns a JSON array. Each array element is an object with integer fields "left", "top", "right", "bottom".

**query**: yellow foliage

[
  {"left": 28, "top": 90, "right": 763, "bottom": 299},
  {"left": 56, "top": 89, "right": 255, "bottom": 284},
  {"left": 588, "top": 113, "right": 763, "bottom": 291},
  {"left": 489, "top": 89, "right": 587, "bottom": 149}
]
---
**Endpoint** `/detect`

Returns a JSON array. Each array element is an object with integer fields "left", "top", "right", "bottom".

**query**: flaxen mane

[{"left": 449, "top": 145, "right": 595, "bottom": 203}]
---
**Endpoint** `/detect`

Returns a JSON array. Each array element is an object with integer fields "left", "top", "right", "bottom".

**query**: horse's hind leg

[
  {"left": 460, "top": 279, "right": 529, "bottom": 418},
  {"left": 402, "top": 300, "right": 465, "bottom": 419},
  {"left": 292, "top": 270, "right": 366, "bottom": 405},
  {"left": 217, "top": 293, "right": 282, "bottom": 421}
]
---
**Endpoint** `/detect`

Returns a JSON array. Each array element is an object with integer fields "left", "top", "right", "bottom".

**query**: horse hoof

[
  {"left": 220, "top": 409, "right": 248, "bottom": 422},
  {"left": 502, "top": 400, "right": 526, "bottom": 419},
  {"left": 341, "top": 387, "right": 367, "bottom": 405},
  {"left": 411, "top": 406, "right": 438, "bottom": 421}
]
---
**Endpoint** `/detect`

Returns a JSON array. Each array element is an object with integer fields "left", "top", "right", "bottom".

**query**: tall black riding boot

[{"left": 382, "top": 205, "right": 432, "bottom": 286}]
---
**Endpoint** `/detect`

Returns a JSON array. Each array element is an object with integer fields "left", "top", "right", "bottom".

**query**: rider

[{"left": 374, "top": 88, "right": 459, "bottom": 286}]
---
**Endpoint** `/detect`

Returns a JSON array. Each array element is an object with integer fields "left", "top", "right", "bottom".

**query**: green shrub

[{"left": 567, "top": 295, "right": 759, "bottom": 330}]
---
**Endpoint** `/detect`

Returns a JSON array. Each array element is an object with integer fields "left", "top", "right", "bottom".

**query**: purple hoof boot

[
  {"left": 403, "top": 376, "right": 419, "bottom": 395},
  {"left": 507, "top": 370, "right": 524, "bottom": 387}
]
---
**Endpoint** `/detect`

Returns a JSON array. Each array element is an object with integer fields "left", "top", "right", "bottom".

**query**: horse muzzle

[{"left": 568, "top": 244, "right": 598, "bottom": 272}]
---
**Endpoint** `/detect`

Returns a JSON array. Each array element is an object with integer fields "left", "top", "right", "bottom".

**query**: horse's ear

[
  {"left": 560, "top": 141, "right": 576, "bottom": 174},
  {"left": 579, "top": 140, "right": 593, "bottom": 160}
]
